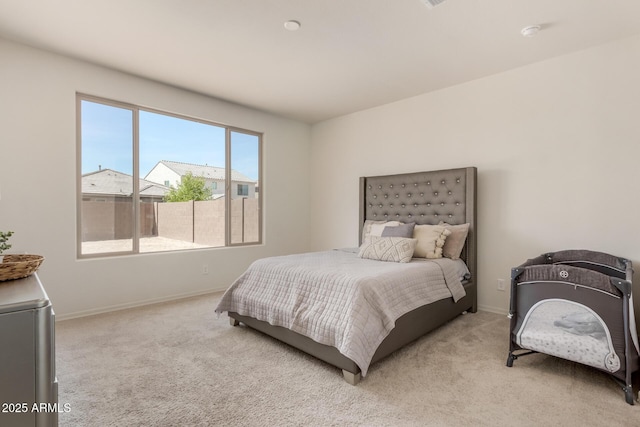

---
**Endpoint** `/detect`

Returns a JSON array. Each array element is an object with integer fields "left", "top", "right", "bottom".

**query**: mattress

[{"left": 215, "top": 248, "right": 468, "bottom": 376}]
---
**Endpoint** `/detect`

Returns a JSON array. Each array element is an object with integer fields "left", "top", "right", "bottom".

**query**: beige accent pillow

[
  {"left": 358, "top": 237, "right": 417, "bottom": 263},
  {"left": 439, "top": 222, "right": 470, "bottom": 260},
  {"left": 412, "top": 225, "right": 451, "bottom": 259}
]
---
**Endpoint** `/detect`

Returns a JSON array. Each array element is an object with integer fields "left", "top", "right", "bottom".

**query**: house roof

[
  {"left": 82, "top": 169, "right": 169, "bottom": 197},
  {"left": 157, "top": 160, "right": 255, "bottom": 183}
]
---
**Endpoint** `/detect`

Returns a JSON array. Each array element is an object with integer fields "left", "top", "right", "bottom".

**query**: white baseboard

[
  {"left": 478, "top": 304, "right": 509, "bottom": 316},
  {"left": 55, "top": 287, "right": 226, "bottom": 321},
  {"left": 57, "top": 291, "right": 511, "bottom": 321}
]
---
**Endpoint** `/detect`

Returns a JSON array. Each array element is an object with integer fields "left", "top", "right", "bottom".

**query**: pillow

[
  {"left": 358, "top": 237, "right": 417, "bottom": 263},
  {"left": 438, "top": 222, "right": 470, "bottom": 260},
  {"left": 362, "top": 220, "right": 402, "bottom": 241},
  {"left": 412, "top": 225, "right": 451, "bottom": 259},
  {"left": 381, "top": 222, "right": 415, "bottom": 238},
  {"left": 361, "top": 220, "right": 386, "bottom": 242}
]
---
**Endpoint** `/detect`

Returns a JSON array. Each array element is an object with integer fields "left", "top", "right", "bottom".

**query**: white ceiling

[{"left": 1, "top": 0, "right": 639, "bottom": 124}]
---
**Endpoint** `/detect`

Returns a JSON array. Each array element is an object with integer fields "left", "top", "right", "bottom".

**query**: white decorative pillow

[
  {"left": 412, "top": 225, "right": 451, "bottom": 259},
  {"left": 358, "top": 237, "right": 417, "bottom": 263},
  {"left": 438, "top": 222, "right": 470, "bottom": 260},
  {"left": 362, "top": 220, "right": 402, "bottom": 242}
]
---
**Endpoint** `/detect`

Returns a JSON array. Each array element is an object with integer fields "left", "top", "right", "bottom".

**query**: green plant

[
  {"left": 0, "top": 231, "right": 13, "bottom": 254},
  {"left": 164, "top": 172, "right": 213, "bottom": 202}
]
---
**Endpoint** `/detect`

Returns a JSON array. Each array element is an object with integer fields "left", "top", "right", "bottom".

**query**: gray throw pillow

[{"left": 381, "top": 222, "right": 415, "bottom": 238}]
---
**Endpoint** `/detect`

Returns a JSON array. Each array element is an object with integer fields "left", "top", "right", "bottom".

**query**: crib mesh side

[
  {"left": 517, "top": 249, "right": 630, "bottom": 280},
  {"left": 548, "top": 250, "right": 629, "bottom": 278},
  {"left": 516, "top": 299, "right": 621, "bottom": 373},
  {"left": 516, "top": 264, "right": 622, "bottom": 298}
]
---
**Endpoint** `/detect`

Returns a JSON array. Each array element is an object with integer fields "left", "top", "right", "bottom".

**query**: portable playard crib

[{"left": 506, "top": 250, "right": 639, "bottom": 405}]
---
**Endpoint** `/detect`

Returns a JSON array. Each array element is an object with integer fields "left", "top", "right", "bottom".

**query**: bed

[
  {"left": 507, "top": 250, "right": 639, "bottom": 404},
  {"left": 215, "top": 166, "right": 477, "bottom": 384}
]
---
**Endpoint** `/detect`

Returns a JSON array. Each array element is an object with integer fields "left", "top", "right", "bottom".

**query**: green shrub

[{"left": 0, "top": 231, "right": 13, "bottom": 254}]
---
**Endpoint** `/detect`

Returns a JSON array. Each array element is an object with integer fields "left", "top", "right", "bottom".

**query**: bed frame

[{"left": 229, "top": 166, "right": 477, "bottom": 384}]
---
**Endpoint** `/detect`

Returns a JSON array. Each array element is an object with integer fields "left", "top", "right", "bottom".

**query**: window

[{"left": 77, "top": 94, "right": 262, "bottom": 257}]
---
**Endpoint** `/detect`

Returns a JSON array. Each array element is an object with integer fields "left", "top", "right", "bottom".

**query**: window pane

[
  {"left": 80, "top": 100, "right": 134, "bottom": 255},
  {"left": 77, "top": 95, "right": 262, "bottom": 258},
  {"left": 139, "top": 111, "right": 226, "bottom": 252},
  {"left": 230, "top": 131, "right": 260, "bottom": 244}
]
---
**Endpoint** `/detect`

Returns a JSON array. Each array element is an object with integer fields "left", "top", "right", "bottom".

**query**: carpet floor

[{"left": 55, "top": 292, "right": 640, "bottom": 426}]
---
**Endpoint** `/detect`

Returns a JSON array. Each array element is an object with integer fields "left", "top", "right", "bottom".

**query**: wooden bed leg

[
  {"left": 342, "top": 369, "right": 361, "bottom": 386},
  {"left": 229, "top": 316, "right": 240, "bottom": 327}
]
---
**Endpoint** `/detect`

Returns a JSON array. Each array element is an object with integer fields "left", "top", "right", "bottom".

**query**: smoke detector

[
  {"left": 521, "top": 25, "right": 541, "bottom": 37},
  {"left": 422, "top": 0, "right": 447, "bottom": 8},
  {"left": 284, "top": 20, "right": 301, "bottom": 31}
]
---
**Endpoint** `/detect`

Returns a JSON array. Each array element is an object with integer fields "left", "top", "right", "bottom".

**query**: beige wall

[
  {"left": 0, "top": 38, "right": 311, "bottom": 318},
  {"left": 309, "top": 35, "right": 640, "bottom": 314},
  {"left": 4, "top": 33, "right": 639, "bottom": 319}
]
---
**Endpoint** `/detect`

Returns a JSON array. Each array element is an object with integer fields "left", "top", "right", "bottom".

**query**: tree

[{"left": 164, "top": 173, "right": 213, "bottom": 202}]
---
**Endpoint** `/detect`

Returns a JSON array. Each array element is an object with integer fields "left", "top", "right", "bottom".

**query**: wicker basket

[{"left": 0, "top": 254, "right": 45, "bottom": 282}]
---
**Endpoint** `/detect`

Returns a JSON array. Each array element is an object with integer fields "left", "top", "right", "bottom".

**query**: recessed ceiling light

[
  {"left": 284, "top": 20, "right": 301, "bottom": 31},
  {"left": 422, "top": 0, "right": 447, "bottom": 8},
  {"left": 521, "top": 25, "right": 541, "bottom": 37}
]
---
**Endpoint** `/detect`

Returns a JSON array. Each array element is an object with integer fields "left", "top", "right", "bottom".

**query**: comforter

[{"left": 215, "top": 249, "right": 466, "bottom": 376}]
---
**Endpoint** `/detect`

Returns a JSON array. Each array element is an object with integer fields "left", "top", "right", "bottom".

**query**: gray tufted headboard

[{"left": 359, "top": 167, "right": 477, "bottom": 283}]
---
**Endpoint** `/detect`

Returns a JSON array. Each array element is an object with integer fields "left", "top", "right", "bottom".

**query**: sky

[{"left": 80, "top": 100, "right": 260, "bottom": 181}]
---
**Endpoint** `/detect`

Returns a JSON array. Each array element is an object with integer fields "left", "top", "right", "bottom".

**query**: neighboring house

[
  {"left": 82, "top": 168, "right": 170, "bottom": 202},
  {"left": 144, "top": 160, "right": 256, "bottom": 199},
  {"left": 81, "top": 168, "right": 171, "bottom": 240}
]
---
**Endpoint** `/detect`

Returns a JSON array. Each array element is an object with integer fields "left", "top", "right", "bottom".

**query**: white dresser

[{"left": 0, "top": 273, "right": 58, "bottom": 427}]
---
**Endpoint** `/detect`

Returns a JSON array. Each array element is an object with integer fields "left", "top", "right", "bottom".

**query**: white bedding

[{"left": 215, "top": 249, "right": 467, "bottom": 376}]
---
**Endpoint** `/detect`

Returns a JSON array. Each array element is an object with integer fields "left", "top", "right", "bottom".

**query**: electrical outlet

[
  {"left": 202, "top": 265, "right": 209, "bottom": 275},
  {"left": 497, "top": 279, "right": 506, "bottom": 292}
]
